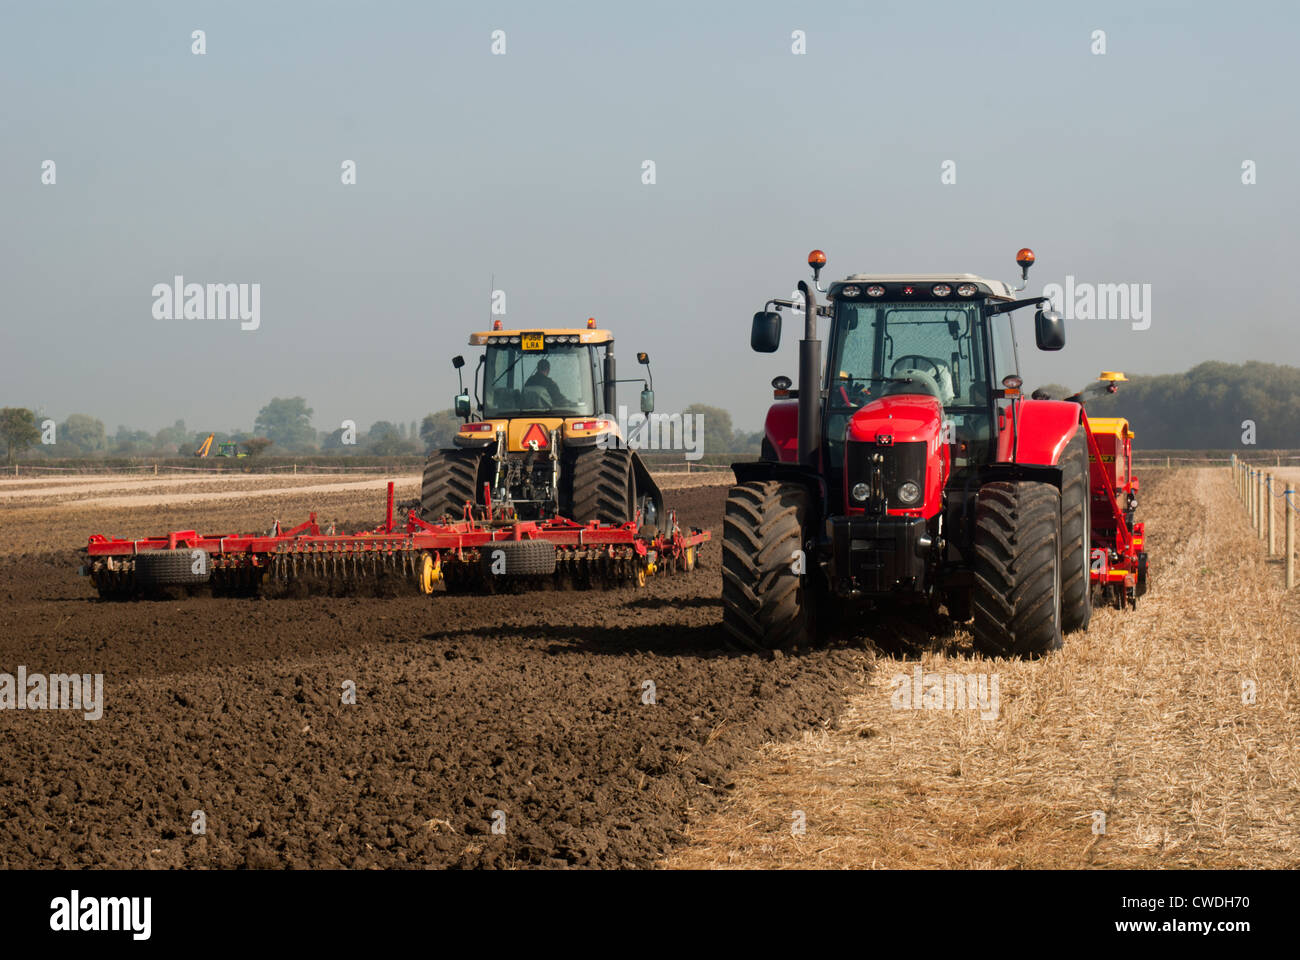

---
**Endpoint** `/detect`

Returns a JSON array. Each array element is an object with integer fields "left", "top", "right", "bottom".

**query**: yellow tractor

[{"left": 421, "top": 319, "right": 665, "bottom": 529}]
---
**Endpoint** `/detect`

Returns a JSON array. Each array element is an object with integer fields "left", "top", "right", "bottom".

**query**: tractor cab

[
  {"left": 821, "top": 275, "right": 1022, "bottom": 501},
  {"left": 472, "top": 324, "right": 610, "bottom": 421},
  {"left": 755, "top": 251, "right": 1064, "bottom": 515}
]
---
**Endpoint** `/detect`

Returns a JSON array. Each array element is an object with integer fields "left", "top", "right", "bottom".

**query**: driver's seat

[
  {"left": 890, "top": 358, "right": 955, "bottom": 404},
  {"left": 521, "top": 385, "right": 551, "bottom": 409}
]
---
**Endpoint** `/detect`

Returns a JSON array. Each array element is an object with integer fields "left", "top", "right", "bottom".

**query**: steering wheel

[{"left": 892, "top": 355, "right": 942, "bottom": 378}]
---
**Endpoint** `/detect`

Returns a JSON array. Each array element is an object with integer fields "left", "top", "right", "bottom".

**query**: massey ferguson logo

[{"left": 876, "top": 434, "right": 894, "bottom": 446}]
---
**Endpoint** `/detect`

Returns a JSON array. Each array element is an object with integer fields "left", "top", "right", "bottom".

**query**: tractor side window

[{"left": 989, "top": 312, "right": 1019, "bottom": 386}]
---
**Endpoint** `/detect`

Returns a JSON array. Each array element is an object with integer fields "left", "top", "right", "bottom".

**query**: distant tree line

[
  {"left": 0, "top": 395, "right": 771, "bottom": 462},
  {"left": 1036, "top": 361, "right": 1300, "bottom": 449}
]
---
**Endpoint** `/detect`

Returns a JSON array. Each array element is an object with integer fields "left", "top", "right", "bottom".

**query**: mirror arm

[{"left": 989, "top": 295, "right": 1051, "bottom": 315}]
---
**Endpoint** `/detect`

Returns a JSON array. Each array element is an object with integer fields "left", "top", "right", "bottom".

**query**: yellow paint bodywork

[
  {"left": 1088, "top": 417, "right": 1134, "bottom": 440},
  {"left": 468, "top": 327, "right": 613, "bottom": 345},
  {"left": 456, "top": 416, "right": 618, "bottom": 453}
]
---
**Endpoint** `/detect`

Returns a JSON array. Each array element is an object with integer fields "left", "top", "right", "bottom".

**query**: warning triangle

[{"left": 521, "top": 423, "right": 550, "bottom": 448}]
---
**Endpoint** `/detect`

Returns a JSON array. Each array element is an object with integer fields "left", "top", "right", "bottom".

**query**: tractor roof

[
  {"left": 831, "top": 274, "right": 1017, "bottom": 300},
  {"left": 469, "top": 327, "right": 613, "bottom": 345}
]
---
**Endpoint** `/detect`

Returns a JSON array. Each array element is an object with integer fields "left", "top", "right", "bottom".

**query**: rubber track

[
  {"left": 420, "top": 449, "right": 482, "bottom": 521},
  {"left": 721, "top": 481, "right": 809, "bottom": 649},
  {"left": 566, "top": 448, "right": 633, "bottom": 524},
  {"left": 971, "top": 480, "right": 1062, "bottom": 657}
]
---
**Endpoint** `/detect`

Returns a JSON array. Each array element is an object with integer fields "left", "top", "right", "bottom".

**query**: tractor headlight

[
  {"left": 851, "top": 482, "right": 870, "bottom": 502},
  {"left": 897, "top": 481, "right": 921, "bottom": 505}
]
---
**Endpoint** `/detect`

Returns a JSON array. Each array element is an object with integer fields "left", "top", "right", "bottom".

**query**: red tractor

[{"left": 725, "top": 248, "right": 1106, "bottom": 657}]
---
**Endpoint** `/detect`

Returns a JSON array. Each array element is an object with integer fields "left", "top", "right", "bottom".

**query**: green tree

[
  {"left": 367, "top": 421, "right": 399, "bottom": 441},
  {"left": 244, "top": 437, "right": 274, "bottom": 457},
  {"left": 370, "top": 433, "right": 419, "bottom": 456},
  {"left": 0, "top": 407, "right": 41, "bottom": 464},
  {"left": 60, "top": 414, "right": 107, "bottom": 455},
  {"left": 419, "top": 410, "right": 462, "bottom": 451},
  {"left": 683, "top": 403, "right": 736, "bottom": 456},
  {"left": 154, "top": 419, "right": 188, "bottom": 453},
  {"left": 254, "top": 397, "right": 315, "bottom": 451},
  {"left": 111, "top": 426, "right": 154, "bottom": 455},
  {"left": 730, "top": 429, "right": 763, "bottom": 455},
  {"left": 366, "top": 421, "right": 418, "bottom": 455}
]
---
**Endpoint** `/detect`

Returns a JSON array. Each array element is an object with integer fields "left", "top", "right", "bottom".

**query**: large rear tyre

[
  {"left": 1059, "top": 429, "right": 1093, "bottom": 633},
  {"left": 721, "top": 481, "right": 814, "bottom": 649},
  {"left": 971, "top": 480, "right": 1063, "bottom": 658},
  {"left": 420, "top": 449, "right": 485, "bottom": 522},
  {"left": 564, "top": 447, "right": 635, "bottom": 524}
]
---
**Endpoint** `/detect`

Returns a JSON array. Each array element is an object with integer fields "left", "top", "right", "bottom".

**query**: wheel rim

[{"left": 418, "top": 554, "right": 439, "bottom": 594}]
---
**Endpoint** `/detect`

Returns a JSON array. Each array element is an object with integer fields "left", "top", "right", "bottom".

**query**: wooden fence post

[
  {"left": 1258, "top": 471, "right": 1265, "bottom": 537},
  {"left": 1287, "top": 486, "right": 1295, "bottom": 590},
  {"left": 1267, "top": 474, "right": 1275, "bottom": 555}
]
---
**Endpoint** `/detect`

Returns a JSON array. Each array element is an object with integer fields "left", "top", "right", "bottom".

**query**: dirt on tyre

[
  {"left": 1059, "top": 429, "right": 1092, "bottom": 633},
  {"left": 564, "top": 447, "right": 634, "bottom": 524},
  {"left": 421, "top": 449, "right": 484, "bottom": 522},
  {"left": 971, "top": 480, "right": 1063, "bottom": 658},
  {"left": 133, "top": 550, "right": 211, "bottom": 587},
  {"left": 721, "top": 481, "right": 814, "bottom": 650}
]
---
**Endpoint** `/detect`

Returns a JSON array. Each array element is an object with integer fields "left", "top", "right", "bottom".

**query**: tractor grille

[{"left": 846, "top": 440, "right": 926, "bottom": 513}]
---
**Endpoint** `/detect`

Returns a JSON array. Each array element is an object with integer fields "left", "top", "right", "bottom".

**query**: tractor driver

[{"left": 524, "top": 358, "right": 570, "bottom": 407}]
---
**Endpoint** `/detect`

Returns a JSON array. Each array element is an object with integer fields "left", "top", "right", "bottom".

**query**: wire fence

[
  {"left": 2, "top": 462, "right": 416, "bottom": 478},
  {"left": 1133, "top": 455, "right": 1300, "bottom": 467},
  {"left": 1230, "top": 455, "right": 1297, "bottom": 590},
  {"left": 3, "top": 459, "right": 738, "bottom": 479}
]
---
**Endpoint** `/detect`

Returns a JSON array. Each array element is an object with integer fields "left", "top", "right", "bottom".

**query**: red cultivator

[{"left": 84, "top": 482, "right": 710, "bottom": 599}]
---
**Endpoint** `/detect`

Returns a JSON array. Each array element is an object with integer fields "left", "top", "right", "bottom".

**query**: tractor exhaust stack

[{"left": 797, "top": 277, "right": 821, "bottom": 467}]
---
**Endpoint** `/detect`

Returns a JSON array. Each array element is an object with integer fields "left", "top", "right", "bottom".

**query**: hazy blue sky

[{"left": 3, "top": 0, "right": 1296, "bottom": 433}]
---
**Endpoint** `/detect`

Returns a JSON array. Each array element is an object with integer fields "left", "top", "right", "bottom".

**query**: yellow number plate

[{"left": 521, "top": 333, "right": 544, "bottom": 351}]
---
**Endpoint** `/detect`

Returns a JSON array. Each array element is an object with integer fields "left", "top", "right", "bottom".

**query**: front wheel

[
  {"left": 1059, "top": 429, "right": 1092, "bottom": 633},
  {"left": 971, "top": 480, "right": 1063, "bottom": 658},
  {"left": 721, "top": 481, "right": 815, "bottom": 649}
]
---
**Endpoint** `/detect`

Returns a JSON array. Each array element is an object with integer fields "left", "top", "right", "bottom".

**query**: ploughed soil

[{"left": 0, "top": 480, "right": 869, "bottom": 868}]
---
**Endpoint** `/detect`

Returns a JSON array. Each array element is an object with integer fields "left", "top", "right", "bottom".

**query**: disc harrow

[{"left": 83, "top": 482, "right": 710, "bottom": 600}]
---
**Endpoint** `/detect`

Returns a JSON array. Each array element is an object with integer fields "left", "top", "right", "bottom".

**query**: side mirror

[
  {"left": 1034, "top": 307, "right": 1066, "bottom": 351},
  {"left": 452, "top": 355, "right": 465, "bottom": 369},
  {"left": 751, "top": 311, "right": 782, "bottom": 353},
  {"left": 640, "top": 388, "right": 655, "bottom": 414},
  {"left": 454, "top": 393, "right": 471, "bottom": 418}
]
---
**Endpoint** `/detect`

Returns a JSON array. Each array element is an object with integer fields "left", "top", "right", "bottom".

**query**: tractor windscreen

[
  {"left": 827, "top": 300, "right": 996, "bottom": 474},
  {"left": 483, "top": 343, "right": 598, "bottom": 417}
]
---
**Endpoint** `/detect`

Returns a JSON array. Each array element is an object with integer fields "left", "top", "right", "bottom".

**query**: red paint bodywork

[
  {"left": 996, "top": 398, "right": 1082, "bottom": 465},
  {"left": 844, "top": 394, "right": 948, "bottom": 518},
  {"left": 764, "top": 400, "right": 800, "bottom": 463}
]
